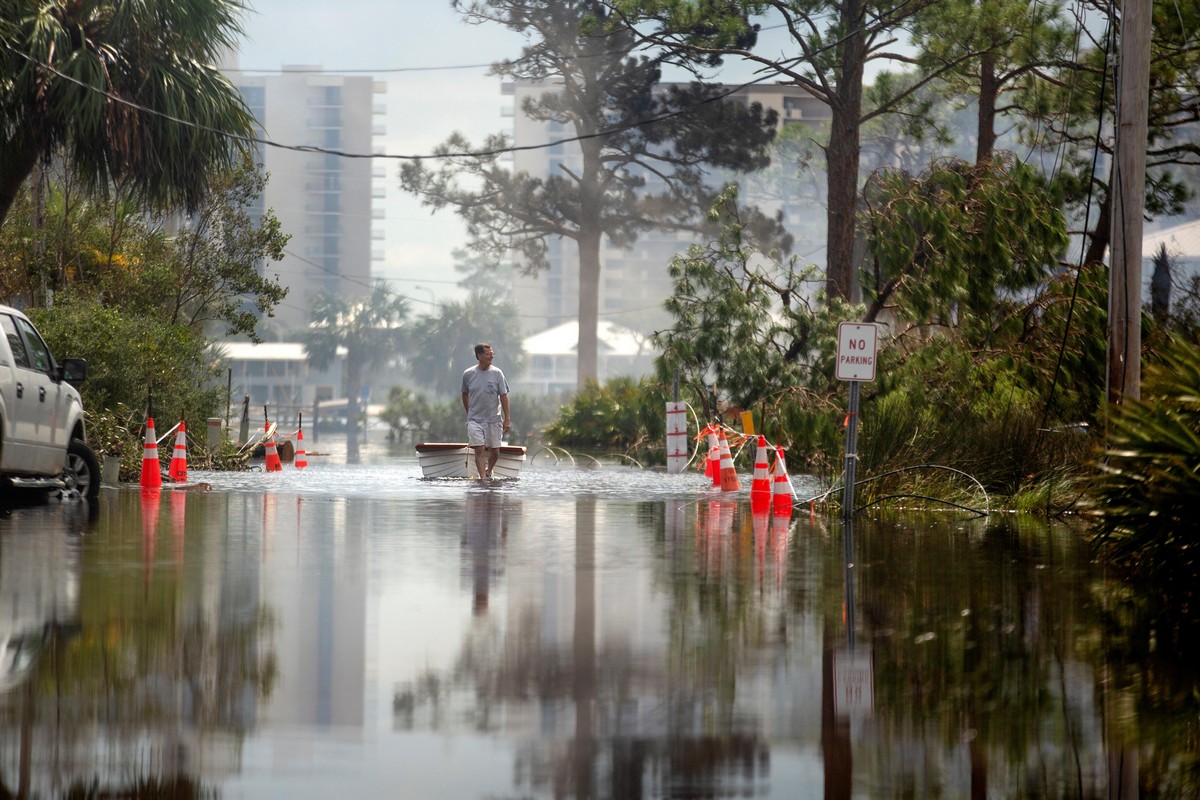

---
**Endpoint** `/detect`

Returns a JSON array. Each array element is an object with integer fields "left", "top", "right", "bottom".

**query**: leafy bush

[
  {"left": 1091, "top": 334, "right": 1200, "bottom": 599},
  {"left": 30, "top": 294, "right": 226, "bottom": 428},
  {"left": 543, "top": 377, "right": 668, "bottom": 463},
  {"left": 857, "top": 337, "right": 1093, "bottom": 499}
]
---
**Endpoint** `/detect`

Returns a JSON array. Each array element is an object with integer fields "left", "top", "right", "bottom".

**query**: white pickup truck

[{"left": 0, "top": 304, "right": 99, "bottom": 501}]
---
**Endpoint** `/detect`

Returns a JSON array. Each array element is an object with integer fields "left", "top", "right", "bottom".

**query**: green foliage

[
  {"left": 156, "top": 155, "right": 290, "bottom": 340},
  {"left": 855, "top": 336, "right": 1093, "bottom": 502},
  {"left": 303, "top": 282, "right": 409, "bottom": 457},
  {"left": 861, "top": 153, "right": 1068, "bottom": 337},
  {"left": 0, "top": 0, "right": 255, "bottom": 227},
  {"left": 653, "top": 189, "right": 854, "bottom": 473},
  {"left": 379, "top": 387, "right": 434, "bottom": 443},
  {"left": 405, "top": 288, "right": 527, "bottom": 397},
  {"left": 655, "top": 188, "right": 836, "bottom": 409},
  {"left": 29, "top": 294, "right": 225, "bottom": 428},
  {"left": 0, "top": 160, "right": 290, "bottom": 339},
  {"left": 1091, "top": 335, "right": 1200, "bottom": 596},
  {"left": 543, "top": 376, "right": 668, "bottom": 462}
]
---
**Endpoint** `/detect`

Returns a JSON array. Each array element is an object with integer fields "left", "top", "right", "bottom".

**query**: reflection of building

[
  {"left": 223, "top": 62, "right": 387, "bottom": 334},
  {"left": 256, "top": 493, "right": 367, "bottom": 729}
]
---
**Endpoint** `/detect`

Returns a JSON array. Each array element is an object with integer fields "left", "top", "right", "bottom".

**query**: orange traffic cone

[
  {"left": 294, "top": 428, "right": 308, "bottom": 469},
  {"left": 750, "top": 435, "right": 771, "bottom": 511},
  {"left": 168, "top": 420, "right": 188, "bottom": 483},
  {"left": 141, "top": 418, "right": 163, "bottom": 489},
  {"left": 772, "top": 446, "right": 793, "bottom": 516},
  {"left": 718, "top": 430, "right": 740, "bottom": 492},
  {"left": 700, "top": 429, "right": 720, "bottom": 484},
  {"left": 706, "top": 425, "right": 720, "bottom": 485},
  {"left": 264, "top": 433, "right": 282, "bottom": 472}
]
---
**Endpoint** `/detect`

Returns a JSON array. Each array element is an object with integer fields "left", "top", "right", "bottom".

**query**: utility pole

[{"left": 1107, "top": 0, "right": 1151, "bottom": 404}]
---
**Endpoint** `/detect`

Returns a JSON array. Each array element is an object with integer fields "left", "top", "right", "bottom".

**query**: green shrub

[{"left": 1091, "top": 335, "right": 1200, "bottom": 598}]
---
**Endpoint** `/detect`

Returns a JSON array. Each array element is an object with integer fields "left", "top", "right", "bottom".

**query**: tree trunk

[
  {"left": 1084, "top": 186, "right": 1111, "bottom": 270},
  {"left": 824, "top": 0, "right": 867, "bottom": 302},
  {"left": 821, "top": 620, "right": 852, "bottom": 799},
  {"left": 576, "top": 228, "right": 602, "bottom": 387},
  {"left": 0, "top": 138, "right": 40, "bottom": 230},
  {"left": 976, "top": 52, "right": 999, "bottom": 164}
]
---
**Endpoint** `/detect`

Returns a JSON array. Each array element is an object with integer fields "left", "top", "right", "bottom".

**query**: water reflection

[
  {"left": 0, "top": 478, "right": 1195, "bottom": 797},
  {"left": 463, "top": 490, "right": 508, "bottom": 615}
]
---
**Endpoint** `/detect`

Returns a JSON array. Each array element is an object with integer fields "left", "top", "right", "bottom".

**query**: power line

[{"left": 1, "top": 0, "right": 930, "bottom": 164}]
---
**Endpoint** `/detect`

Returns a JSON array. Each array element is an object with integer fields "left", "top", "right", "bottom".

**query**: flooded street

[{"left": 0, "top": 439, "right": 1194, "bottom": 798}]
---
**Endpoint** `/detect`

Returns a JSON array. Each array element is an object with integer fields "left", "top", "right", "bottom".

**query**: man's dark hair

[{"left": 474, "top": 342, "right": 492, "bottom": 358}]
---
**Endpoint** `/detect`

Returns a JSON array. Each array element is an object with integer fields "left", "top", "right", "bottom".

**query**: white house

[{"left": 519, "top": 320, "right": 658, "bottom": 396}]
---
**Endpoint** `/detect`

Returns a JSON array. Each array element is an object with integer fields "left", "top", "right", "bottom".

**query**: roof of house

[
  {"left": 218, "top": 342, "right": 308, "bottom": 361},
  {"left": 1144, "top": 218, "right": 1200, "bottom": 259},
  {"left": 523, "top": 320, "right": 655, "bottom": 357}
]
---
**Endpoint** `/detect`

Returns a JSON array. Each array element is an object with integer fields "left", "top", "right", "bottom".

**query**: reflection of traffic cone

[
  {"left": 168, "top": 420, "right": 188, "bottom": 483},
  {"left": 750, "top": 435, "right": 771, "bottom": 511},
  {"left": 771, "top": 510, "right": 790, "bottom": 586},
  {"left": 772, "top": 446, "right": 793, "bottom": 516},
  {"left": 718, "top": 430, "right": 740, "bottom": 492},
  {"left": 264, "top": 433, "right": 282, "bottom": 472},
  {"left": 752, "top": 509, "right": 769, "bottom": 585},
  {"left": 141, "top": 418, "right": 163, "bottom": 489},
  {"left": 141, "top": 487, "right": 161, "bottom": 585},
  {"left": 294, "top": 428, "right": 308, "bottom": 469}
]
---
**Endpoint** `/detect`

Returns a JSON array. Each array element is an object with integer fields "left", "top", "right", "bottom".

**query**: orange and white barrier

[
  {"left": 141, "top": 418, "right": 163, "bottom": 489},
  {"left": 750, "top": 435, "right": 771, "bottom": 511},
  {"left": 263, "top": 423, "right": 282, "bottom": 472},
  {"left": 168, "top": 420, "right": 188, "bottom": 483},
  {"left": 706, "top": 425, "right": 720, "bottom": 485},
  {"left": 718, "top": 430, "right": 740, "bottom": 492},
  {"left": 294, "top": 428, "right": 308, "bottom": 469},
  {"left": 771, "top": 446, "right": 793, "bottom": 516}
]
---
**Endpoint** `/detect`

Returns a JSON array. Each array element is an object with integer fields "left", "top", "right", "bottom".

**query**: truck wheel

[{"left": 64, "top": 439, "right": 101, "bottom": 501}]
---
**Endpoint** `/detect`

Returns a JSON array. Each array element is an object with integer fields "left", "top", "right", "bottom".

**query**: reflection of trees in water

[
  {"left": 856, "top": 515, "right": 1106, "bottom": 797},
  {"left": 0, "top": 495, "right": 276, "bottom": 798},
  {"left": 1099, "top": 565, "right": 1200, "bottom": 795},
  {"left": 395, "top": 497, "right": 775, "bottom": 799}
]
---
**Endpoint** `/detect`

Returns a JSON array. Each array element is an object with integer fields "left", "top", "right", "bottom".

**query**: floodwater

[{"left": 0, "top": 437, "right": 1195, "bottom": 799}]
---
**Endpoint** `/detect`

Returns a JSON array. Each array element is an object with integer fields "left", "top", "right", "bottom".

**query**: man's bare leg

[
  {"left": 487, "top": 447, "right": 500, "bottom": 478},
  {"left": 474, "top": 446, "right": 488, "bottom": 480}
]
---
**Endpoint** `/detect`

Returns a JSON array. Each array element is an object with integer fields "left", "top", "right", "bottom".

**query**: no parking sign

[{"left": 836, "top": 323, "right": 878, "bottom": 382}]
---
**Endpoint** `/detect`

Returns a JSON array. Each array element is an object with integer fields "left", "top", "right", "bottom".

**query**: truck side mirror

[{"left": 61, "top": 357, "right": 88, "bottom": 386}]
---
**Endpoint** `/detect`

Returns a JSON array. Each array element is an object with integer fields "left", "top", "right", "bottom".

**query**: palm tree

[
  {"left": 302, "top": 283, "right": 409, "bottom": 462},
  {"left": 0, "top": 0, "right": 255, "bottom": 227},
  {"left": 405, "top": 288, "right": 527, "bottom": 398}
]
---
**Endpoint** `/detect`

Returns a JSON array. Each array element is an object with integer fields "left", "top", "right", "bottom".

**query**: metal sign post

[
  {"left": 835, "top": 323, "right": 879, "bottom": 522},
  {"left": 842, "top": 381, "right": 861, "bottom": 523}
]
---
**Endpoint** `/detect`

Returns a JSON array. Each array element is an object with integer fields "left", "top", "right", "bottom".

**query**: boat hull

[{"left": 415, "top": 443, "right": 527, "bottom": 479}]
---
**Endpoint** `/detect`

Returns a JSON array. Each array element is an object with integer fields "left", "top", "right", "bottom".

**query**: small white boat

[{"left": 415, "top": 442, "right": 527, "bottom": 479}]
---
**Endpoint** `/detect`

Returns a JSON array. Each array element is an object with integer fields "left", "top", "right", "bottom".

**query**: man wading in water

[{"left": 461, "top": 343, "right": 511, "bottom": 480}]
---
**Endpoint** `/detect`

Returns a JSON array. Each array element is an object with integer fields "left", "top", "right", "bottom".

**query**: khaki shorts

[{"left": 467, "top": 420, "right": 504, "bottom": 449}]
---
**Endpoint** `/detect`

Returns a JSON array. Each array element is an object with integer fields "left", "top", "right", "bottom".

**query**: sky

[{"left": 235, "top": 2, "right": 533, "bottom": 310}]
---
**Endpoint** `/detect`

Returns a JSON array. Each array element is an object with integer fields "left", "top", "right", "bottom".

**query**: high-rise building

[{"left": 224, "top": 64, "right": 387, "bottom": 334}]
